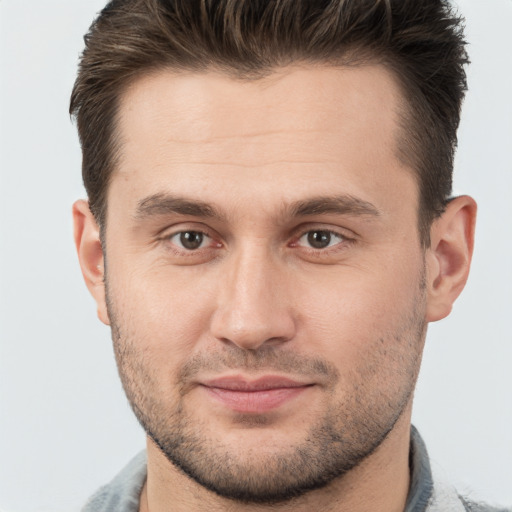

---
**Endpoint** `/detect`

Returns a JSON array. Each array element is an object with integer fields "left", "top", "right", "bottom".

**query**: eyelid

[
  {"left": 168, "top": 231, "right": 211, "bottom": 250},
  {"left": 156, "top": 222, "right": 355, "bottom": 259},
  {"left": 158, "top": 223, "right": 223, "bottom": 250},
  {"left": 290, "top": 223, "right": 357, "bottom": 243},
  {"left": 156, "top": 220, "right": 214, "bottom": 237},
  {"left": 296, "top": 230, "right": 345, "bottom": 248},
  {"left": 287, "top": 225, "right": 357, "bottom": 260}
]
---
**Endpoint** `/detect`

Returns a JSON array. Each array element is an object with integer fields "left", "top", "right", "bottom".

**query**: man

[{"left": 70, "top": 1, "right": 507, "bottom": 511}]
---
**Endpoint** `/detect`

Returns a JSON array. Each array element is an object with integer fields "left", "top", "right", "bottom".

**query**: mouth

[{"left": 199, "top": 375, "right": 314, "bottom": 413}]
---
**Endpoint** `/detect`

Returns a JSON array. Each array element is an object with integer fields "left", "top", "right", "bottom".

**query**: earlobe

[
  {"left": 425, "top": 195, "right": 477, "bottom": 322},
  {"left": 72, "top": 200, "right": 110, "bottom": 325}
]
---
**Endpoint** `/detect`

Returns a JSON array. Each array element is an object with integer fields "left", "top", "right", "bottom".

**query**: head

[
  {"left": 71, "top": 0, "right": 469, "bottom": 246},
  {"left": 72, "top": 0, "right": 476, "bottom": 506}
]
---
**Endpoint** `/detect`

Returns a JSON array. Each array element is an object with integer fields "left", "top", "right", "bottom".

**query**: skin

[{"left": 74, "top": 64, "right": 476, "bottom": 512}]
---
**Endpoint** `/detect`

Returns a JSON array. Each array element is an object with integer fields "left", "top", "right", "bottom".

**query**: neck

[{"left": 140, "top": 409, "right": 412, "bottom": 512}]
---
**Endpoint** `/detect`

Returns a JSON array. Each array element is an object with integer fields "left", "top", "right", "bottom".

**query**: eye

[
  {"left": 169, "top": 231, "right": 211, "bottom": 250},
  {"left": 297, "top": 230, "right": 345, "bottom": 249}
]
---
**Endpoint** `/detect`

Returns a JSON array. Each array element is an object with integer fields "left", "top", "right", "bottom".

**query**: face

[{"left": 102, "top": 65, "right": 428, "bottom": 503}]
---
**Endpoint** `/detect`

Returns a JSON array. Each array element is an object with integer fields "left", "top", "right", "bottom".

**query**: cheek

[
  {"left": 106, "top": 261, "right": 220, "bottom": 363},
  {"left": 297, "top": 283, "right": 425, "bottom": 413},
  {"left": 295, "top": 255, "right": 425, "bottom": 358}
]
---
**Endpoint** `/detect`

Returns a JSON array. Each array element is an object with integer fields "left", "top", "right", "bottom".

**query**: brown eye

[
  {"left": 171, "top": 231, "right": 208, "bottom": 250},
  {"left": 298, "top": 230, "right": 344, "bottom": 249},
  {"left": 308, "top": 231, "right": 331, "bottom": 249}
]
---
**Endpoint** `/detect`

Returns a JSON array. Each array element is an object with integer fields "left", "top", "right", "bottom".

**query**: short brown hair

[{"left": 70, "top": 0, "right": 469, "bottom": 246}]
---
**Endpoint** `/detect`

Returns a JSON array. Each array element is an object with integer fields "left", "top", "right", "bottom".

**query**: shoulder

[
  {"left": 82, "top": 451, "right": 147, "bottom": 512},
  {"left": 408, "top": 427, "right": 510, "bottom": 512},
  {"left": 458, "top": 495, "right": 512, "bottom": 512},
  {"left": 425, "top": 479, "right": 511, "bottom": 512}
]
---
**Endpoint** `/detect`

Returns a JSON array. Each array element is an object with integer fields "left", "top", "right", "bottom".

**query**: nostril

[{"left": 213, "top": 326, "right": 294, "bottom": 351}]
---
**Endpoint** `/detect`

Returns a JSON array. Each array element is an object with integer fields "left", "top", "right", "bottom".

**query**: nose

[{"left": 209, "top": 245, "right": 297, "bottom": 351}]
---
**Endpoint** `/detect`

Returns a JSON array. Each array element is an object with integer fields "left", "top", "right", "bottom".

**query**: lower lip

[{"left": 202, "top": 386, "right": 310, "bottom": 413}]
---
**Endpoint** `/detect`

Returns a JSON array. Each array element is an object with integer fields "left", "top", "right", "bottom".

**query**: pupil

[
  {"left": 308, "top": 231, "right": 331, "bottom": 249},
  {"left": 180, "top": 232, "right": 203, "bottom": 250}
]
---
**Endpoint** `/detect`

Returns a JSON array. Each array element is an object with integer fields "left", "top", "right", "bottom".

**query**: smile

[{"left": 200, "top": 376, "right": 314, "bottom": 413}]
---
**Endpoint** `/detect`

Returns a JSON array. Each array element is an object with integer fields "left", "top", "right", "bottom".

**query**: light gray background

[{"left": 0, "top": 1, "right": 511, "bottom": 511}]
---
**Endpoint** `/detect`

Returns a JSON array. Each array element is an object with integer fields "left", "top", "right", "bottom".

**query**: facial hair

[{"left": 106, "top": 275, "right": 427, "bottom": 505}]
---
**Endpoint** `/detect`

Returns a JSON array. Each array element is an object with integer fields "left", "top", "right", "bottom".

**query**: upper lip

[{"left": 201, "top": 375, "right": 313, "bottom": 391}]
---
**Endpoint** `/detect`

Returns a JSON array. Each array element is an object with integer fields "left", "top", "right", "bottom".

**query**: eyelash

[
  {"left": 162, "top": 229, "right": 220, "bottom": 256},
  {"left": 290, "top": 229, "right": 353, "bottom": 254},
  {"left": 159, "top": 226, "right": 355, "bottom": 258}
]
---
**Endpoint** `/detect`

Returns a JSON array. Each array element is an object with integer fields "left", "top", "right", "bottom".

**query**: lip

[{"left": 200, "top": 375, "right": 313, "bottom": 413}]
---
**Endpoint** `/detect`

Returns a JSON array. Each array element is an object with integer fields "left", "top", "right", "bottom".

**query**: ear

[
  {"left": 73, "top": 200, "right": 110, "bottom": 325},
  {"left": 425, "top": 195, "right": 477, "bottom": 322}
]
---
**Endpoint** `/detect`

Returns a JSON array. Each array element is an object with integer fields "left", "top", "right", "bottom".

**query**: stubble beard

[{"left": 106, "top": 278, "right": 427, "bottom": 505}]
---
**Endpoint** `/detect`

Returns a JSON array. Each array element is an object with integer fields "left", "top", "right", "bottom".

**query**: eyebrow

[
  {"left": 287, "top": 195, "right": 381, "bottom": 218},
  {"left": 134, "top": 193, "right": 381, "bottom": 222},
  {"left": 135, "top": 193, "right": 223, "bottom": 220}
]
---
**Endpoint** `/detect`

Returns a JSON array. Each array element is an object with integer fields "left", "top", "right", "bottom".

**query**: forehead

[
  {"left": 117, "top": 64, "right": 403, "bottom": 155},
  {"left": 112, "top": 64, "right": 415, "bottom": 219}
]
